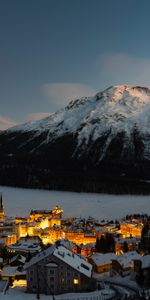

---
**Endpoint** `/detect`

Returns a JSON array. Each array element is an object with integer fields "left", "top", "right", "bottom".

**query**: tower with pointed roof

[{"left": 0, "top": 193, "right": 4, "bottom": 222}]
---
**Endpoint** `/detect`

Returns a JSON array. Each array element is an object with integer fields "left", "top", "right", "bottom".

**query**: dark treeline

[{"left": 0, "top": 130, "right": 150, "bottom": 194}]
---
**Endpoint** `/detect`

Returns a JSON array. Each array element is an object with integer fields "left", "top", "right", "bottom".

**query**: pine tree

[{"left": 123, "top": 241, "right": 128, "bottom": 253}]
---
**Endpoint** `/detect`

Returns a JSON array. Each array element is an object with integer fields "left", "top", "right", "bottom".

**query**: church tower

[{"left": 0, "top": 193, "right": 4, "bottom": 222}]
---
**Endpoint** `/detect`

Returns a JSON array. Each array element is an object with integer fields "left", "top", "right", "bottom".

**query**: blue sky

[{"left": 1, "top": 0, "right": 150, "bottom": 129}]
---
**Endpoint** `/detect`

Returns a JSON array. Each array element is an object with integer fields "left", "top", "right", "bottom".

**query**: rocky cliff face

[{"left": 1, "top": 85, "right": 150, "bottom": 193}]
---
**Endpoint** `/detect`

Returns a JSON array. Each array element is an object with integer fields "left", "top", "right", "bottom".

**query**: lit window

[{"left": 74, "top": 278, "right": 79, "bottom": 285}]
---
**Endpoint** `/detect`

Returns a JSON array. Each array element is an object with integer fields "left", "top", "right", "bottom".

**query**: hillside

[{"left": 0, "top": 85, "right": 150, "bottom": 193}]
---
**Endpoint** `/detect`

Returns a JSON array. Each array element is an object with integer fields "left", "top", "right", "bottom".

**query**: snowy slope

[
  {"left": 1, "top": 85, "right": 150, "bottom": 193},
  {"left": 7, "top": 84, "right": 150, "bottom": 159}
]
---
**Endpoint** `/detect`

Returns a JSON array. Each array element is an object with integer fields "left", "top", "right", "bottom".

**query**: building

[
  {"left": 80, "top": 243, "right": 95, "bottom": 257},
  {"left": 29, "top": 205, "right": 63, "bottom": 222},
  {"left": 120, "top": 222, "right": 142, "bottom": 238},
  {"left": 0, "top": 232, "right": 17, "bottom": 246},
  {"left": 133, "top": 254, "right": 150, "bottom": 285},
  {"left": 65, "top": 231, "right": 96, "bottom": 246},
  {"left": 90, "top": 253, "right": 116, "bottom": 274},
  {"left": 2, "top": 266, "right": 26, "bottom": 281},
  {"left": 24, "top": 245, "right": 95, "bottom": 295},
  {"left": 115, "top": 237, "right": 139, "bottom": 255},
  {"left": 111, "top": 251, "right": 141, "bottom": 277},
  {"left": 7, "top": 236, "right": 42, "bottom": 256}
]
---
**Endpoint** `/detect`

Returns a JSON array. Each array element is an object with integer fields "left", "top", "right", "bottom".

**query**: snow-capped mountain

[{"left": 1, "top": 84, "right": 150, "bottom": 193}]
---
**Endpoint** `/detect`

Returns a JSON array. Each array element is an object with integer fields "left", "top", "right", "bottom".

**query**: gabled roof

[
  {"left": 115, "top": 251, "right": 141, "bottom": 269},
  {"left": 2, "top": 266, "right": 26, "bottom": 277},
  {"left": 24, "top": 245, "right": 92, "bottom": 278},
  {"left": 10, "top": 254, "right": 26, "bottom": 265},
  {"left": 91, "top": 253, "right": 116, "bottom": 266},
  {"left": 53, "top": 246, "right": 92, "bottom": 278},
  {"left": 24, "top": 245, "right": 56, "bottom": 269}
]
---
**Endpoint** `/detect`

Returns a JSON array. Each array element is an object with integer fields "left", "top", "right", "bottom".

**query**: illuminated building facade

[
  {"left": 120, "top": 222, "right": 143, "bottom": 238},
  {"left": 65, "top": 232, "right": 96, "bottom": 246}
]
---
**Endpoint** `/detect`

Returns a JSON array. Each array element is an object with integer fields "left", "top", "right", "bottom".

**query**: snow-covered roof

[
  {"left": 91, "top": 253, "right": 116, "bottom": 266},
  {"left": 24, "top": 245, "right": 56, "bottom": 269},
  {"left": 115, "top": 238, "right": 137, "bottom": 244},
  {"left": 7, "top": 238, "right": 41, "bottom": 253},
  {"left": 115, "top": 251, "right": 141, "bottom": 269},
  {"left": 95, "top": 228, "right": 109, "bottom": 233},
  {"left": 59, "top": 238, "right": 77, "bottom": 249},
  {"left": 24, "top": 245, "right": 92, "bottom": 278},
  {"left": 80, "top": 243, "right": 95, "bottom": 249},
  {"left": 141, "top": 255, "right": 150, "bottom": 269},
  {"left": 10, "top": 255, "right": 26, "bottom": 265},
  {"left": 53, "top": 246, "right": 92, "bottom": 278},
  {"left": 91, "top": 251, "right": 141, "bottom": 269},
  {"left": 121, "top": 222, "right": 142, "bottom": 229},
  {"left": 2, "top": 266, "right": 26, "bottom": 277}
]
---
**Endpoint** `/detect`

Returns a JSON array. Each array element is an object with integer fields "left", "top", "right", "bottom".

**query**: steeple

[
  {"left": 0, "top": 193, "right": 4, "bottom": 222},
  {"left": 0, "top": 193, "right": 3, "bottom": 209}
]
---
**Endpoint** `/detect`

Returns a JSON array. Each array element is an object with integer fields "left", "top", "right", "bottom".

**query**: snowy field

[
  {"left": 1, "top": 286, "right": 114, "bottom": 300},
  {"left": 0, "top": 185, "right": 150, "bottom": 220}
]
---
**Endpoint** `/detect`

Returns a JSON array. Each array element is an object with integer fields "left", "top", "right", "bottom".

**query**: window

[
  {"left": 81, "top": 263, "right": 89, "bottom": 270},
  {"left": 50, "top": 270, "right": 54, "bottom": 275},
  {"left": 74, "top": 278, "right": 79, "bottom": 285},
  {"left": 50, "top": 277, "right": 54, "bottom": 282},
  {"left": 60, "top": 277, "right": 64, "bottom": 283}
]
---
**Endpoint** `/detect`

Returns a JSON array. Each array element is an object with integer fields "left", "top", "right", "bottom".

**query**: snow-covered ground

[
  {"left": 0, "top": 185, "right": 150, "bottom": 220},
  {"left": 1, "top": 286, "right": 114, "bottom": 300}
]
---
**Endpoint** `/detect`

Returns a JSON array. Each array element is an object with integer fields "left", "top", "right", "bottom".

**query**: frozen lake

[{"left": 0, "top": 185, "right": 149, "bottom": 220}]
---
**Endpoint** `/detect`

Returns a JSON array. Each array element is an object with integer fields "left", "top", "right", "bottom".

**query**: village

[{"left": 0, "top": 193, "right": 150, "bottom": 299}]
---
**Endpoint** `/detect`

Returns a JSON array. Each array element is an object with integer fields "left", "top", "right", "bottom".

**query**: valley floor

[{"left": 0, "top": 185, "right": 149, "bottom": 220}]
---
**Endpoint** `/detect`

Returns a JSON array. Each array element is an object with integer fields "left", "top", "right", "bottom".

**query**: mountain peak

[{"left": 1, "top": 84, "right": 150, "bottom": 193}]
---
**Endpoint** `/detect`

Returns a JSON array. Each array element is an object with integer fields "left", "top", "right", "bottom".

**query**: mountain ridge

[{"left": 1, "top": 84, "right": 150, "bottom": 194}]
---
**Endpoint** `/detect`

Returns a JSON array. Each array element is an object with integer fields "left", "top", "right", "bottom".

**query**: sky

[{"left": 1, "top": 0, "right": 150, "bottom": 129}]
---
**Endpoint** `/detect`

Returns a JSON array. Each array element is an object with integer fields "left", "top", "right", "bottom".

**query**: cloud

[
  {"left": 27, "top": 112, "right": 51, "bottom": 122},
  {"left": 42, "top": 83, "right": 96, "bottom": 110},
  {"left": 99, "top": 53, "right": 150, "bottom": 88},
  {"left": 0, "top": 116, "right": 17, "bottom": 131}
]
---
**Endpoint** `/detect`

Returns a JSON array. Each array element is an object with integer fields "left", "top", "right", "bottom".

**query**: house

[
  {"left": 134, "top": 254, "right": 150, "bottom": 285},
  {"left": 2, "top": 265, "right": 26, "bottom": 281},
  {"left": 0, "top": 232, "right": 17, "bottom": 246},
  {"left": 120, "top": 222, "right": 142, "bottom": 238},
  {"left": 111, "top": 251, "right": 141, "bottom": 276},
  {"left": 7, "top": 236, "right": 42, "bottom": 256},
  {"left": 90, "top": 253, "right": 116, "bottom": 273},
  {"left": 24, "top": 244, "right": 95, "bottom": 295},
  {"left": 80, "top": 243, "right": 95, "bottom": 257},
  {"left": 58, "top": 238, "right": 78, "bottom": 254},
  {"left": 115, "top": 237, "right": 139, "bottom": 254}
]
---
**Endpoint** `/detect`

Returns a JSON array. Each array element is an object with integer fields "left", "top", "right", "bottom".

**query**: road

[{"left": 96, "top": 278, "right": 143, "bottom": 300}]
